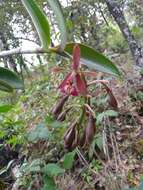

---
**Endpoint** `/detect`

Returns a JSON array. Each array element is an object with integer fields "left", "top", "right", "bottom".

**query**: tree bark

[{"left": 105, "top": 0, "right": 143, "bottom": 66}]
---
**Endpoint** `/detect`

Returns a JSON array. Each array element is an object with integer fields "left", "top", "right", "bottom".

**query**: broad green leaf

[
  {"left": 43, "top": 163, "right": 65, "bottom": 177},
  {"left": 96, "top": 110, "right": 118, "bottom": 125},
  {"left": 0, "top": 105, "right": 13, "bottom": 113},
  {"left": 22, "top": 0, "right": 50, "bottom": 49},
  {"left": 63, "top": 151, "right": 75, "bottom": 170},
  {"left": 64, "top": 43, "right": 121, "bottom": 77},
  {"left": 45, "top": 115, "right": 65, "bottom": 128},
  {"left": 28, "top": 123, "right": 49, "bottom": 142},
  {"left": 0, "top": 67, "right": 24, "bottom": 92},
  {"left": 47, "top": 0, "right": 67, "bottom": 50},
  {"left": 43, "top": 176, "right": 57, "bottom": 190}
]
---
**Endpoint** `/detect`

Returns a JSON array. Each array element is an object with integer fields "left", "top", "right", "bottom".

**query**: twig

[
  {"left": 103, "top": 120, "right": 110, "bottom": 161},
  {"left": 76, "top": 148, "right": 97, "bottom": 175},
  {"left": 87, "top": 80, "right": 109, "bottom": 86},
  {"left": 14, "top": 37, "right": 38, "bottom": 44},
  {"left": 84, "top": 103, "right": 95, "bottom": 116},
  {"left": 0, "top": 47, "right": 49, "bottom": 58},
  {"left": 97, "top": 3, "right": 109, "bottom": 26},
  {"left": 110, "top": 131, "right": 118, "bottom": 172}
]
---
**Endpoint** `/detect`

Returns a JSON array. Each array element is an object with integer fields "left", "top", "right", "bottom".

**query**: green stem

[{"left": 77, "top": 97, "right": 88, "bottom": 130}]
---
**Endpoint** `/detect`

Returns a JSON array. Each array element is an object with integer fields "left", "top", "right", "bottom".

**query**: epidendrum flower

[{"left": 58, "top": 45, "right": 87, "bottom": 96}]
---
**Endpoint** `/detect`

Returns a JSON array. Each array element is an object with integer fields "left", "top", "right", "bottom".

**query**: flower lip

[{"left": 58, "top": 73, "right": 78, "bottom": 96}]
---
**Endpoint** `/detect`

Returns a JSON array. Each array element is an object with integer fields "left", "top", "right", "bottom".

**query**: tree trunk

[{"left": 105, "top": 0, "right": 143, "bottom": 66}]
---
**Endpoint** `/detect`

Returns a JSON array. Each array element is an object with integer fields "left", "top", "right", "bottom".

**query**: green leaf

[
  {"left": 43, "top": 176, "right": 57, "bottom": 190},
  {"left": 20, "top": 159, "right": 42, "bottom": 174},
  {"left": 96, "top": 110, "right": 118, "bottom": 125},
  {"left": 0, "top": 67, "right": 24, "bottom": 92},
  {"left": 28, "top": 123, "right": 49, "bottom": 142},
  {"left": 0, "top": 82, "right": 13, "bottom": 92},
  {"left": 0, "top": 105, "right": 13, "bottom": 113},
  {"left": 22, "top": 0, "right": 50, "bottom": 49},
  {"left": 27, "top": 159, "right": 42, "bottom": 173},
  {"left": 95, "top": 134, "right": 103, "bottom": 150},
  {"left": 47, "top": 0, "right": 67, "bottom": 50},
  {"left": 43, "top": 163, "right": 65, "bottom": 177},
  {"left": 64, "top": 43, "right": 121, "bottom": 77},
  {"left": 63, "top": 151, "right": 75, "bottom": 170}
]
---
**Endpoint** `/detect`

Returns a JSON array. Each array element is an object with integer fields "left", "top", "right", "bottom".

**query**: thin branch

[
  {"left": 14, "top": 37, "right": 39, "bottom": 44},
  {"left": 87, "top": 79, "right": 109, "bottom": 86},
  {"left": 0, "top": 47, "right": 49, "bottom": 58},
  {"left": 97, "top": 3, "right": 109, "bottom": 26}
]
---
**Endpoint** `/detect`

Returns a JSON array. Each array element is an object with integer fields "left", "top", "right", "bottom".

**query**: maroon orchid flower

[{"left": 58, "top": 45, "right": 87, "bottom": 96}]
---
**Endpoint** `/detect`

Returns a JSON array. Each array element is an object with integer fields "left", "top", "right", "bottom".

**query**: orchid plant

[{"left": 51, "top": 44, "right": 118, "bottom": 150}]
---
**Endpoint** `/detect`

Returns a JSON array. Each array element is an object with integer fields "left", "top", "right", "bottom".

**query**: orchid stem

[{"left": 87, "top": 80, "right": 109, "bottom": 86}]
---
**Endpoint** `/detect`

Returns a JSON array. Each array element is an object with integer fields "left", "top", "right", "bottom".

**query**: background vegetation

[{"left": 0, "top": 0, "right": 143, "bottom": 190}]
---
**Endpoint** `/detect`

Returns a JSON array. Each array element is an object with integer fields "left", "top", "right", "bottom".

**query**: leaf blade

[
  {"left": 63, "top": 151, "right": 75, "bottom": 170},
  {"left": 0, "top": 105, "right": 13, "bottom": 113},
  {"left": 47, "top": 0, "right": 67, "bottom": 50},
  {"left": 0, "top": 67, "right": 24, "bottom": 92},
  {"left": 43, "top": 163, "right": 65, "bottom": 177},
  {"left": 43, "top": 176, "right": 57, "bottom": 190},
  {"left": 22, "top": 0, "right": 51, "bottom": 49},
  {"left": 64, "top": 43, "right": 121, "bottom": 77}
]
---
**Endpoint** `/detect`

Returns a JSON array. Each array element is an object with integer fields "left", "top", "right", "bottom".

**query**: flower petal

[
  {"left": 74, "top": 73, "right": 87, "bottom": 96},
  {"left": 72, "top": 44, "right": 80, "bottom": 70},
  {"left": 58, "top": 73, "right": 71, "bottom": 94},
  {"left": 70, "top": 86, "right": 78, "bottom": 96}
]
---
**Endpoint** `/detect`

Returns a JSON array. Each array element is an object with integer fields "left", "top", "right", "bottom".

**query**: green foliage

[
  {"left": 94, "top": 134, "right": 103, "bottom": 150},
  {"left": 43, "top": 163, "right": 65, "bottom": 177},
  {"left": 21, "top": 0, "right": 51, "bottom": 49},
  {"left": 42, "top": 163, "right": 65, "bottom": 190},
  {"left": 43, "top": 176, "right": 57, "bottom": 190},
  {"left": 96, "top": 110, "right": 118, "bottom": 125},
  {"left": 0, "top": 105, "right": 13, "bottom": 113},
  {"left": 1, "top": 1, "right": 142, "bottom": 189},
  {"left": 0, "top": 67, "right": 24, "bottom": 92},
  {"left": 47, "top": 0, "right": 67, "bottom": 50},
  {"left": 64, "top": 43, "right": 121, "bottom": 77},
  {"left": 0, "top": 116, "right": 26, "bottom": 147},
  {"left": 20, "top": 159, "right": 43, "bottom": 174},
  {"left": 130, "top": 90, "right": 143, "bottom": 101},
  {"left": 21, "top": 0, "right": 121, "bottom": 78},
  {"left": 62, "top": 151, "right": 75, "bottom": 170},
  {"left": 105, "top": 26, "right": 128, "bottom": 53},
  {"left": 28, "top": 123, "right": 49, "bottom": 142},
  {"left": 131, "top": 26, "right": 143, "bottom": 39},
  {"left": 125, "top": 181, "right": 143, "bottom": 190}
]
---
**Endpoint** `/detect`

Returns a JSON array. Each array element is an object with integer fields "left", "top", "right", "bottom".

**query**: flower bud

[
  {"left": 64, "top": 121, "right": 76, "bottom": 150},
  {"left": 85, "top": 114, "right": 96, "bottom": 145},
  {"left": 79, "top": 130, "right": 86, "bottom": 147},
  {"left": 57, "top": 108, "right": 71, "bottom": 122},
  {"left": 71, "top": 129, "right": 78, "bottom": 150},
  {"left": 52, "top": 95, "right": 69, "bottom": 118},
  {"left": 101, "top": 82, "right": 118, "bottom": 109},
  {"left": 108, "top": 91, "right": 118, "bottom": 109}
]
